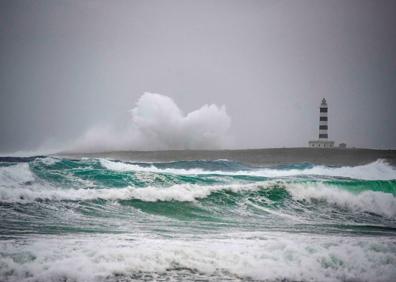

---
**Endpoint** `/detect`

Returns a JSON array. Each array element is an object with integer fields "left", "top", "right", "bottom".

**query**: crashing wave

[{"left": 100, "top": 158, "right": 396, "bottom": 180}]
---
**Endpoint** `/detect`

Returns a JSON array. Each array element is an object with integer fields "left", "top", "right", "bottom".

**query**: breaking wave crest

[
  {"left": 0, "top": 163, "right": 35, "bottom": 187},
  {"left": 100, "top": 158, "right": 396, "bottom": 180},
  {"left": 0, "top": 183, "right": 257, "bottom": 203},
  {"left": 286, "top": 183, "right": 396, "bottom": 218},
  {"left": 1, "top": 160, "right": 395, "bottom": 218}
]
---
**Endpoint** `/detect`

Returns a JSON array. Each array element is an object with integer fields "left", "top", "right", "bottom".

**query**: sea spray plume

[
  {"left": 130, "top": 93, "right": 231, "bottom": 149},
  {"left": 70, "top": 92, "right": 231, "bottom": 152}
]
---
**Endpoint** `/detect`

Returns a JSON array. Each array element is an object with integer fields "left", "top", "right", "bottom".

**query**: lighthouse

[
  {"left": 308, "top": 98, "right": 335, "bottom": 148},
  {"left": 319, "top": 98, "right": 329, "bottom": 139}
]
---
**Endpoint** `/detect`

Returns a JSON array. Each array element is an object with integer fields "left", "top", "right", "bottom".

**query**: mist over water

[{"left": 69, "top": 93, "right": 231, "bottom": 153}]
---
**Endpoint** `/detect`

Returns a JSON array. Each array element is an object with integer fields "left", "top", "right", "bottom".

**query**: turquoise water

[{"left": 0, "top": 157, "right": 395, "bottom": 281}]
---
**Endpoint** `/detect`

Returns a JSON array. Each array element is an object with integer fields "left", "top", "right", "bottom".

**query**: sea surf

[{"left": 0, "top": 156, "right": 395, "bottom": 281}]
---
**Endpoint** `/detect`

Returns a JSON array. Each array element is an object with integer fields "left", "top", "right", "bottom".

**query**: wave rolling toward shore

[{"left": 0, "top": 157, "right": 395, "bottom": 281}]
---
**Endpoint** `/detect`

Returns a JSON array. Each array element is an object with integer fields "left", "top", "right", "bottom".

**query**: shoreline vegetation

[{"left": 60, "top": 147, "right": 396, "bottom": 166}]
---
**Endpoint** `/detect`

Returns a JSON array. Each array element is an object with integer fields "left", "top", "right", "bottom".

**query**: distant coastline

[{"left": 60, "top": 147, "right": 396, "bottom": 166}]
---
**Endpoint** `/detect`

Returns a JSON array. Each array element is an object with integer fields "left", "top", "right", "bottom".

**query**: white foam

[
  {"left": 287, "top": 182, "right": 396, "bottom": 218},
  {"left": 0, "top": 163, "right": 35, "bottom": 187},
  {"left": 276, "top": 159, "right": 396, "bottom": 180},
  {"left": 0, "top": 182, "right": 262, "bottom": 203},
  {"left": 1, "top": 178, "right": 394, "bottom": 219},
  {"left": 100, "top": 158, "right": 396, "bottom": 180},
  {"left": 0, "top": 233, "right": 395, "bottom": 282},
  {"left": 100, "top": 158, "right": 209, "bottom": 174},
  {"left": 37, "top": 157, "right": 61, "bottom": 166}
]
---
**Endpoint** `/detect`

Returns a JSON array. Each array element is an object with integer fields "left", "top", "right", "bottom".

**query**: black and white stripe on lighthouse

[
  {"left": 319, "top": 98, "right": 328, "bottom": 139},
  {"left": 308, "top": 98, "right": 335, "bottom": 148}
]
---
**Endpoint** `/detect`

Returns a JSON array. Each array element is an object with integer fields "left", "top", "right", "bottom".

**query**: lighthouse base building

[
  {"left": 308, "top": 98, "right": 335, "bottom": 148},
  {"left": 308, "top": 140, "right": 334, "bottom": 148}
]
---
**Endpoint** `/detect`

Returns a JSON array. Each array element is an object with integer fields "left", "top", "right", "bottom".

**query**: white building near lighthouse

[{"left": 308, "top": 98, "right": 335, "bottom": 148}]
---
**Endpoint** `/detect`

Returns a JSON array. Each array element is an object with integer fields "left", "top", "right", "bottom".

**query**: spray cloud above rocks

[{"left": 70, "top": 93, "right": 231, "bottom": 152}]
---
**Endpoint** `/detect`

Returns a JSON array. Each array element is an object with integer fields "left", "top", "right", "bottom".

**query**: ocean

[{"left": 0, "top": 155, "right": 395, "bottom": 281}]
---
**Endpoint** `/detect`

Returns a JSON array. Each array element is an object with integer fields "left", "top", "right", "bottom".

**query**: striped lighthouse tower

[
  {"left": 319, "top": 98, "right": 328, "bottom": 139},
  {"left": 308, "top": 98, "right": 335, "bottom": 148}
]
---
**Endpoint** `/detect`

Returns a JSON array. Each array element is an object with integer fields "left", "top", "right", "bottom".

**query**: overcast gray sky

[{"left": 1, "top": 0, "right": 395, "bottom": 153}]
